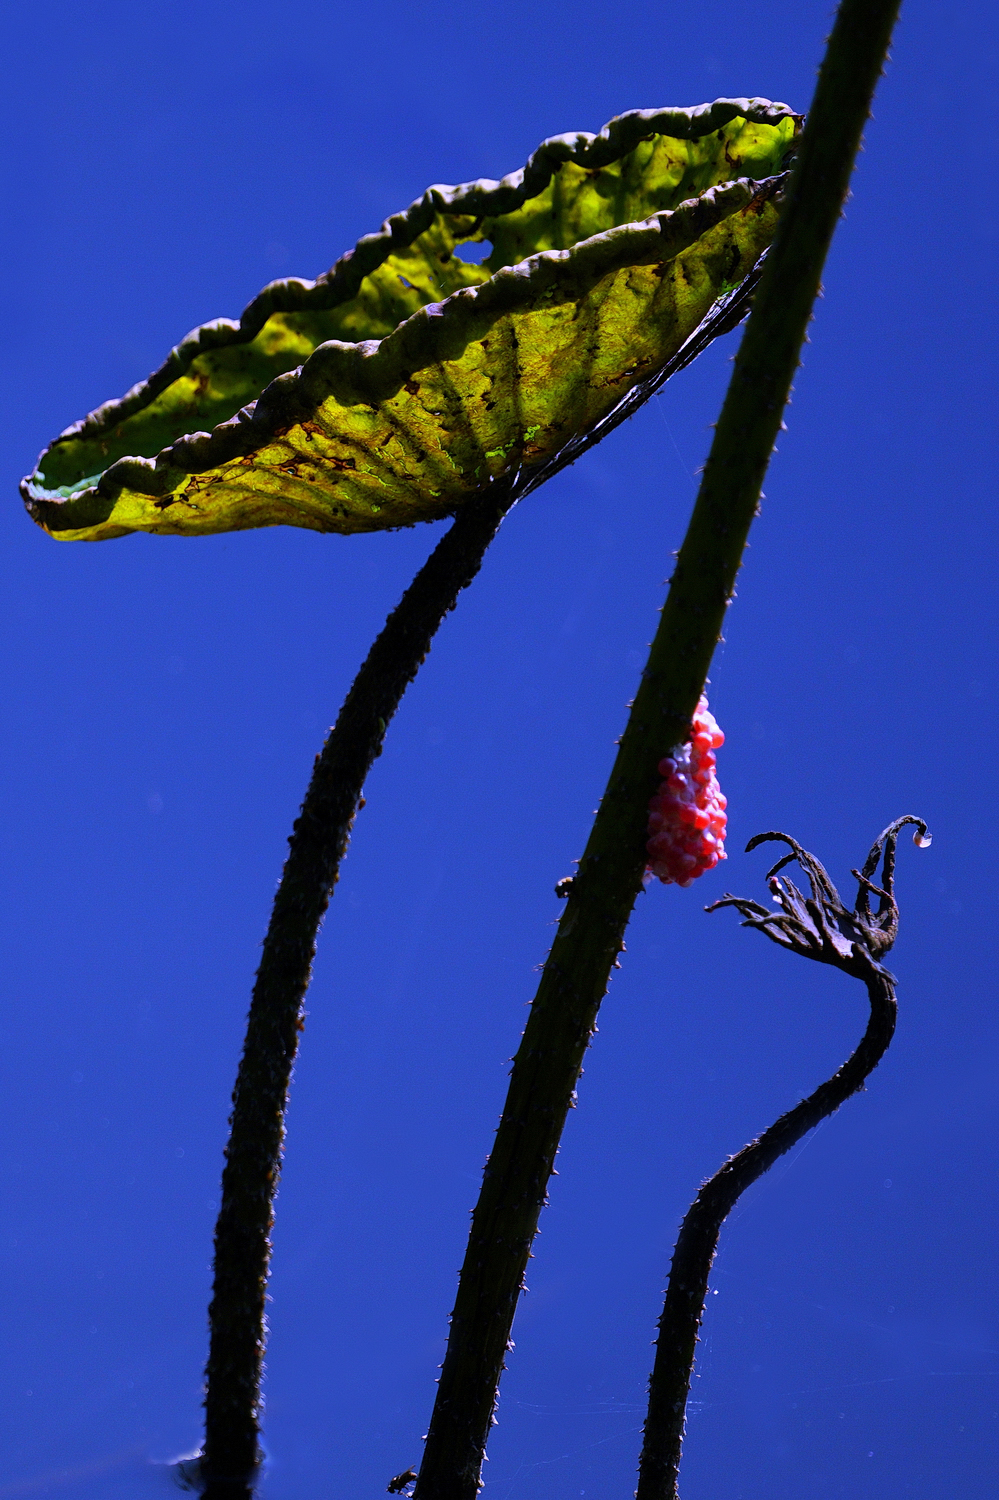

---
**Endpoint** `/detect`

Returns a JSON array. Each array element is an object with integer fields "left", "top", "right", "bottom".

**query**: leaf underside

[{"left": 24, "top": 100, "right": 798, "bottom": 541}]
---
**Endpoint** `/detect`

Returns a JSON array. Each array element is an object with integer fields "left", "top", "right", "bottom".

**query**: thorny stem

[
  {"left": 636, "top": 964, "right": 896, "bottom": 1500},
  {"left": 199, "top": 482, "right": 514, "bottom": 1495},
  {"left": 413, "top": 0, "right": 902, "bottom": 1495},
  {"left": 198, "top": 187, "right": 785, "bottom": 1498},
  {"left": 636, "top": 815, "right": 928, "bottom": 1497}
]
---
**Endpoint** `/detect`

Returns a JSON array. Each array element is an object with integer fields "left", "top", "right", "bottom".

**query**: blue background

[{"left": 2, "top": 1, "right": 997, "bottom": 1495}]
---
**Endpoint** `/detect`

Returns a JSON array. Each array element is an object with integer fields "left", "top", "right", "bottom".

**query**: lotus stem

[
  {"left": 200, "top": 480, "right": 514, "bottom": 1493},
  {"left": 413, "top": 0, "right": 902, "bottom": 1494},
  {"left": 636, "top": 966, "right": 896, "bottom": 1500}
]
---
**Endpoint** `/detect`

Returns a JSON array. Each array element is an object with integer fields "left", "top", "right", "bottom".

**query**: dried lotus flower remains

[{"left": 708, "top": 814, "right": 932, "bottom": 975}]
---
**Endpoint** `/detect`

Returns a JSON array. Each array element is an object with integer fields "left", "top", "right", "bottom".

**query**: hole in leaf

[{"left": 456, "top": 239, "right": 493, "bottom": 266}]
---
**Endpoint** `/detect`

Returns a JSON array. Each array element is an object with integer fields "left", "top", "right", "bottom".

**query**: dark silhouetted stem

[
  {"left": 199, "top": 482, "right": 513, "bottom": 1495},
  {"left": 637, "top": 966, "right": 896, "bottom": 1500},
  {"left": 413, "top": 1, "right": 900, "bottom": 1494}
]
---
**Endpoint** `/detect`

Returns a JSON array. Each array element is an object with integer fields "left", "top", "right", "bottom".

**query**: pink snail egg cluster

[{"left": 646, "top": 696, "right": 727, "bottom": 887}]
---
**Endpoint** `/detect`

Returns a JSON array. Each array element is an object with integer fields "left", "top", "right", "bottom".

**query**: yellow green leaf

[{"left": 23, "top": 100, "right": 798, "bottom": 541}]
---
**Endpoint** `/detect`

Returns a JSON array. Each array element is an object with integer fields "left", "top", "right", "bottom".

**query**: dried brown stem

[{"left": 637, "top": 964, "right": 896, "bottom": 1500}]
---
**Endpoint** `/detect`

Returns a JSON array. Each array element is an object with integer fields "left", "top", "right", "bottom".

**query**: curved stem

[
  {"left": 636, "top": 966, "right": 897, "bottom": 1500},
  {"left": 199, "top": 482, "right": 514, "bottom": 1494},
  {"left": 412, "top": 2, "right": 900, "bottom": 1495}
]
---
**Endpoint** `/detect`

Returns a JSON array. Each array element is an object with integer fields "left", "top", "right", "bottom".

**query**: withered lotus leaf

[{"left": 23, "top": 99, "right": 798, "bottom": 542}]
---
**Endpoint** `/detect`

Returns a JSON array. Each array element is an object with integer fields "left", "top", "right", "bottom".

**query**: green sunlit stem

[{"left": 412, "top": 2, "right": 901, "bottom": 1496}]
